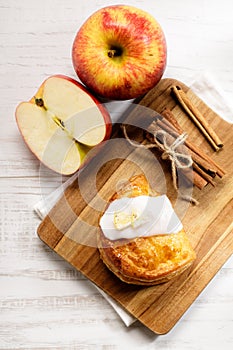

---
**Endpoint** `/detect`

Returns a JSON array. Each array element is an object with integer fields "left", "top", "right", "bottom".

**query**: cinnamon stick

[
  {"left": 171, "top": 85, "right": 223, "bottom": 151},
  {"left": 182, "top": 167, "right": 208, "bottom": 190},
  {"left": 192, "top": 162, "right": 216, "bottom": 187},
  {"left": 185, "top": 140, "right": 225, "bottom": 177},
  {"left": 160, "top": 108, "right": 183, "bottom": 133}
]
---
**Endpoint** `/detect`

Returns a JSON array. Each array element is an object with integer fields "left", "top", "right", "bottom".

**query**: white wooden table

[{"left": 1, "top": 0, "right": 233, "bottom": 348}]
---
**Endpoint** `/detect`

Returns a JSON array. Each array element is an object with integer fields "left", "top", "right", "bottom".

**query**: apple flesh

[
  {"left": 15, "top": 75, "right": 112, "bottom": 175},
  {"left": 72, "top": 5, "right": 167, "bottom": 100}
]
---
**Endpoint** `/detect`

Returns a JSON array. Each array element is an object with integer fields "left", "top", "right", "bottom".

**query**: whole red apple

[{"left": 72, "top": 5, "right": 167, "bottom": 100}]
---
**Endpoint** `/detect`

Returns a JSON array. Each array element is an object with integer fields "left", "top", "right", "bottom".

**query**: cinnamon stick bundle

[
  {"left": 145, "top": 108, "right": 225, "bottom": 190},
  {"left": 146, "top": 122, "right": 208, "bottom": 190}
]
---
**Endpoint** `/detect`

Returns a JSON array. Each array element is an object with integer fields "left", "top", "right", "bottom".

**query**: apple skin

[
  {"left": 15, "top": 75, "right": 112, "bottom": 175},
  {"left": 72, "top": 5, "right": 167, "bottom": 100}
]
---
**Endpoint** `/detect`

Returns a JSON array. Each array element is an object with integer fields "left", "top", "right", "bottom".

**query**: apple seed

[{"left": 34, "top": 97, "right": 46, "bottom": 108}]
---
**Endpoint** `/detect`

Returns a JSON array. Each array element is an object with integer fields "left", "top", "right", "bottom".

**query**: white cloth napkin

[
  {"left": 34, "top": 71, "right": 232, "bottom": 327},
  {"left": 188, "top": 71, "right": 233, "bottom": 122}
]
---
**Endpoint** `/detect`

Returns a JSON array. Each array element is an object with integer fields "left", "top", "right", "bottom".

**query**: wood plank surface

[
  {"left": 1, "top": 1, "right": 233, "bottom": 348},
  {"left": 37, "top": 79, "right": 233, "bottom": 334}
]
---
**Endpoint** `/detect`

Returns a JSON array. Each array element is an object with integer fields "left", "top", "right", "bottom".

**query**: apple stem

[
  {"left": 107, "top": 46, "right": 123, "bottom": 58},
  {"left": 107, "top": 49, "right": 117, "bottom": 58}
]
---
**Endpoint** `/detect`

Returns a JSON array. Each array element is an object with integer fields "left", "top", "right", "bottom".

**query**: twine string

[
  {"left": 154, "top": 130, "right": 193, "bottom": 190},
  {"left": 122, "top": 125, "right": 198, "bottom": 205}
]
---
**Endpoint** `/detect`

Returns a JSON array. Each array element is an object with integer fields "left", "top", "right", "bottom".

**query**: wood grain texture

[{"left": 37, "top": 79, "right": 233, "bottom": 334}]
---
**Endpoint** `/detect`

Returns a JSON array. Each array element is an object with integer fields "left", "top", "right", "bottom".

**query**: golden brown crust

[{"left": 98, "top": 174, "right": 196, "bottom": 285}]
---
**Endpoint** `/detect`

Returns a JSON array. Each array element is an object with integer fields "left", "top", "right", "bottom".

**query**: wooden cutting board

[{"left": 37, "top": 78, "right": 233, "bottom": 334}]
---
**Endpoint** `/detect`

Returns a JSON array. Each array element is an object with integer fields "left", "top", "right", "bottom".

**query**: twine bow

[
  {"left": 122, "top": 125, "right": 198, "bottom": 205},
  {"left": 154, "top": 130, "right": 193, "bottom": 190}
]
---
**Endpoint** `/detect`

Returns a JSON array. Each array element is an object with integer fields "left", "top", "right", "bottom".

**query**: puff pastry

[{"left": 98, "top": 174, "right": 196, "bottom": 285}]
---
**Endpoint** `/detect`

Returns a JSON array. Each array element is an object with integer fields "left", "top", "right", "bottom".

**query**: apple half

[{"left": 15, "top": 75, "right": 112, "bottom": 175}]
